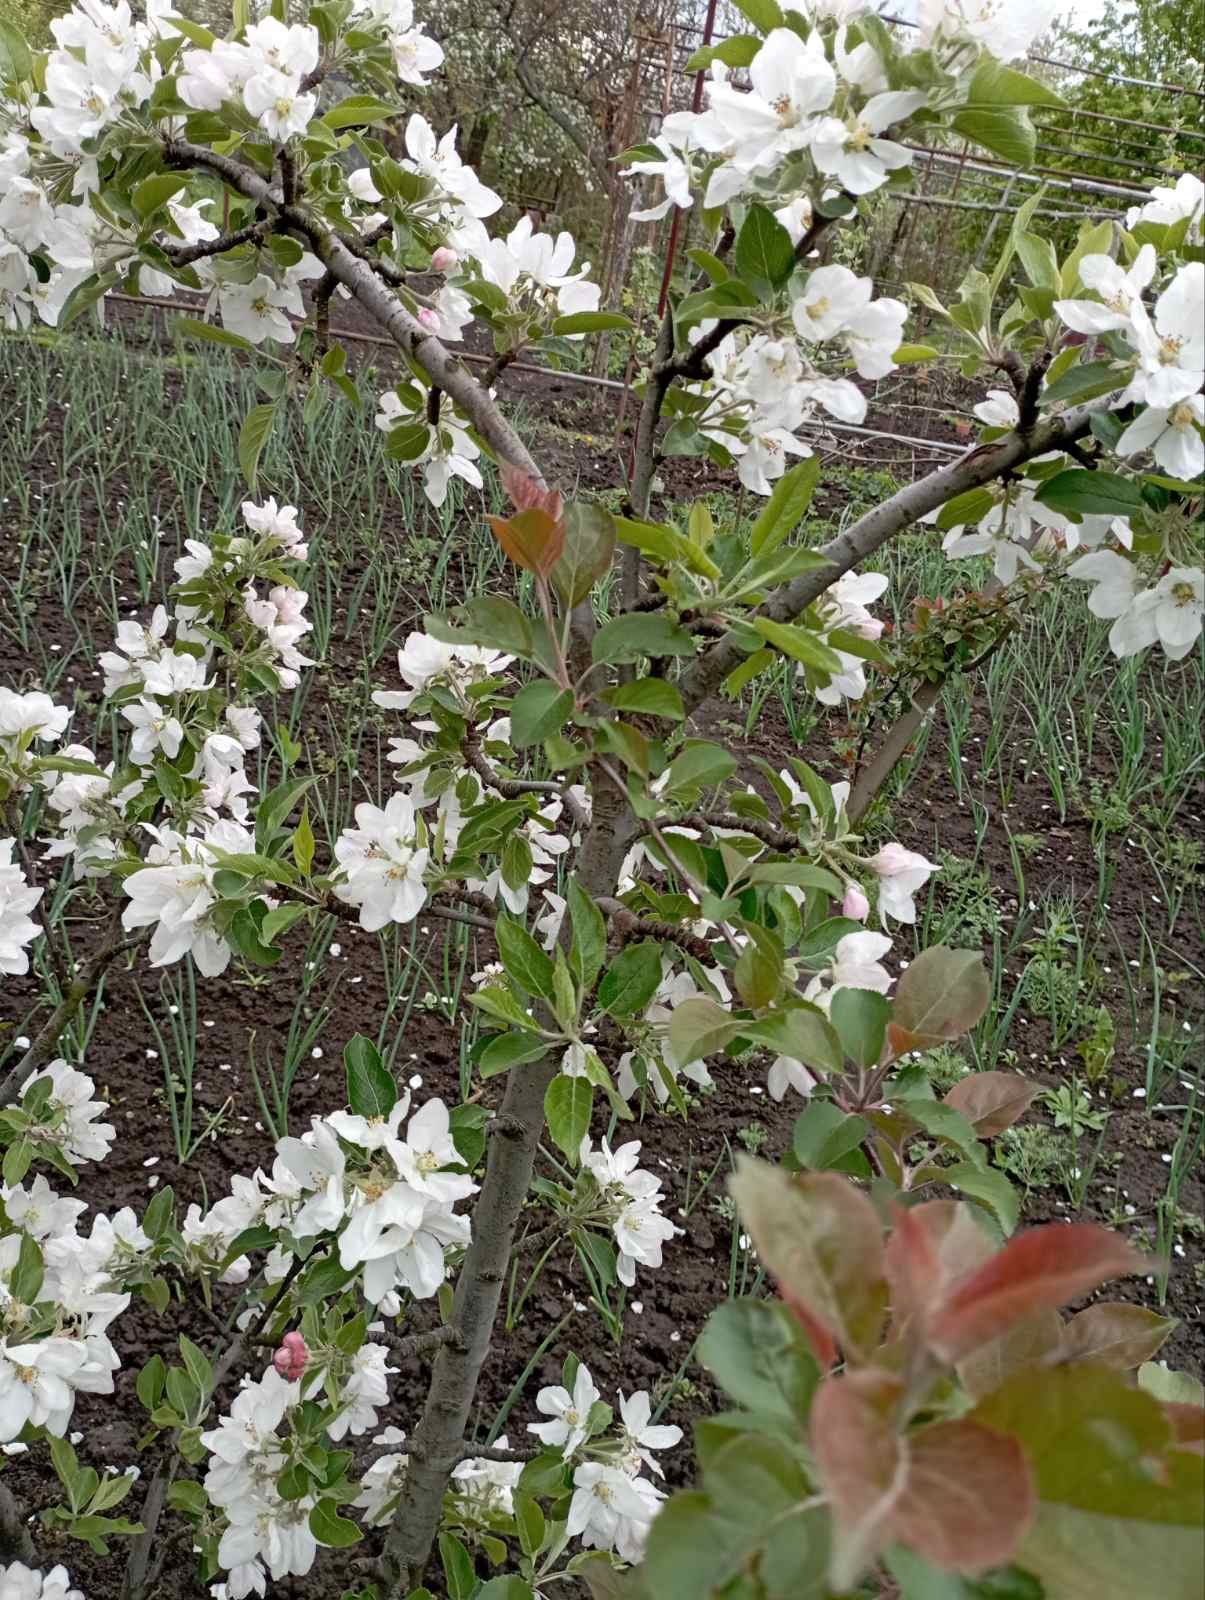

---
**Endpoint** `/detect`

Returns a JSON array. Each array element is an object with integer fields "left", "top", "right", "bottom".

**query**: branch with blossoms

[{"left": 0, "top": 1, "right": 1203, "bottom": 1598}]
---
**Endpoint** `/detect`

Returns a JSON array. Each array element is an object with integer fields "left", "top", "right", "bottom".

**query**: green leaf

[
  {"left": 597, "top": 940, "right": 662, "bottom": 1018},
  {"left": 12, "top": 1234, "right": 43, "bottom": 1305},
  {"left": 510, "top": 681, "right": 573, "bottom": 748},
  {"left": 742, "top": 1004, "right": 844, "bottom": 1077},
  {"left": 172, "top": 315, "right": 255, "bottom": 352},
  {"left": 750, "top": 616, "right": 843, "bottom": 674},
  {"left": 698, "top": 1297, "right": 820, "bottom": 1420},
  {"left": 426, "top": 597, "right": 537, "bottom": 663},
  {"left": 1040, "top": 359, "right": 1122, "bottom": 408},
  {"left": 291, "top": 803, "right": 316, "bottom": 876},
  {"left": 0, "top": 18, "right": 34, "bottom": 81},
  {"left": 732, "top": 0, "right": 783, "bottom": 34},
  {"left": 383, "top": 420, "right": 430, "bottom": 462},
  {"left": 309, "top": 1498, "right": 363, "bottom": 1547},
  {"left": 551, "top": 502, "right": 616, "bottom": 607},
  {"left": 891, "top": 343, "right": 940, "bottom": 364},
  {"left": 438, "top": 1531, "right": 476, "bottom": 1599},
  {"left": 792, "top": 1103, "right": 871, "bottom": 1173},
  {"left": 888, "top": 946, "right": 990, "bottom": 1054},
  {"left": 496, "top": 917, "right": 556, "bottom": 1001},
  {"left": 477, "top": 1031, "right": 550, "bottom": 1078},
  {"left": 562, "top": 876, "right": 605, "bottom": 994},
  {"left": 968, "top": 59, "right": 1066, "bottom": 109},
  {"left": 544, "top": 1075, "right": 593, "bottom": 1163},
  {"left": 942, "top": 1161, "right": 1020, "bottom": 1235},
  {"left": 830, "top": 989, "right": 889, "bottom": 1070},
  {"left": 972, "top": 1366, "right": 1204, "bottom": 1600},
  {"left": 133, "top": 173, "right": 187, "bottom": 219},
  {"left": 238, "top": 402, "right": 278, "bottom": 491},
  {"left": 551, "top": 310, "right": 634, "bottom": 335},
  {"left": 615, "top": 516, "right": 723, "bottom": 579},
  {"left": 1015, "top": 231, "right": 1060, "bottom": 293},
  {"left": 591, "top": 613, "right": 698, "bottom": 664},
  {"left": 735, "top": 203, "right": 795, "bottom": 290},
  {"left": 602, "top": 679, "right": 685, "bottom": 721},
  {"left": 344, "top": 1035, "right": 397, "bottom": 1120},
  {"left": 641, "top": 1437, "right": 827, "bottom": 1600},
  {"left": 662, "top": 740, "right": 737, "bottom": 798},
  {"left": 952, "top": 105, "right": 1035, "bottom": 168},
  {"left": 748, "top": 457, "right": 821, "bottom": 558},
  {"left": 476, "top": 1580, "right": 536, "bottom": 1600},
  {"left": 322, "top": 94, "right": 398, "bottom": 130},
  {"left": 668, "top": 996, "right": 741, "bottom": 1068},
  {"left": 1034, "top": 469, "right": 1145, "bottom": 518}
]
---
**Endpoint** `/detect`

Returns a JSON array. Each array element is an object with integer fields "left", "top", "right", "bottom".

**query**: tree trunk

[{"left": 377, "top": 761, "right": 637, "bottom": 1592}]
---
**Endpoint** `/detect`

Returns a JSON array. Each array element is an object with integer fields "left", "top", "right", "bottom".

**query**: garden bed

[{"left": 1, "top": 321, "right": 1201, "bottom": 1595}]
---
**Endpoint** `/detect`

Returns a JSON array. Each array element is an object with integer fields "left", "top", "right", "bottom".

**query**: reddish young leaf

[
  {"left": 781, "top": 1292, "right": 838, "bottom": 1369},
  {"left": 499, "top": 459, "right": 564, "bottom": 524},
  {"left": 885, "top": 1200, "right": 996, "bottom": 1343},
  {"left": 811, "top": 1369, "right": 904, "bottom": 1586},
  {"left": 486, "top": 507, "right": 565, "bottom": 577},
  {"left": 892, "top": 1419, "right": 1034, "bottom": 1574},
  {"left": 1059, "top": 1303, "right": 1177, "bottom": 1371},
  {"left": 813, "top": 1377, "right": 1034, "bottom": 1584},
  {"left": 943, "top": 1071, "right": 1040, "bottom": 1136},
  {"left": 928, "top": 1223, "right": 1145, "bottom": 1362},
  {"left": 730, "top": 1160, "right": 887, "bottom": 1365}
]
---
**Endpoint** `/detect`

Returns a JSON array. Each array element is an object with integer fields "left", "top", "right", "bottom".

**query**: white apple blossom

[
  {"left": 0, "top": 1563, "right": 84, "bottom": 1600},
  {"left": 0, "top": 1337, "right": 91, "bottom": 1440},
  {"left": 452, "top": 1435, "right": 524, "bottom": 1514},
  {"left": 810, "top": 90, "right": 925, "bottom": 195},
  {"left": 566, "top": 1461, "right": 664, "bottom": 1562},
  {"left": 333, "top": 793, "right": 430, "bottom": 930},
  {"left": 705, "top": 27, "right": 836, "bottom": 174},
  {"left": 22, "top": 1060, "right": 115, "bottom": 1165},
  {"left": 528, "top": 1363, "right": 601, "bottom": 1457},
  {"left": 1125, "top": 172, "right": 1204, "bottom": 245},
  {"left": 616, "top": 1389, "right": 682, "bottom": 1478},
  {"left": 0, "top": 840, "right": 42, "bottom": 976},
  {"left": 1053, "top": 245, "right": 1156, "bottom": 336},
  {"left": 243, "top": 68, "right": 316, "bottom": 142},
  {"left": 0, "top": 689, "right": 71, "bottom": 746},
  {"left": 372, "top": 629, "right": 512, "bottom": 712},
  {"left": 219, "top": 276, "right": 297, "bottom": 345},
  {"left": 918, "top": 0, "right": 1058, "bottom": 62},
  {"left": 1117, "top": 263, "right": 1204, "bottom": 408},
  {"left": 1117, "top": 397, "right": 1204, "bottom": 480},
  {"left": 867, "top": 843, "right": 939, "bottom": 926},
  {"left": 1108, "top": 567, "right": 1202, "bottom": 662},
  {"left": 318, "top": 1342, "right": 395, "bottom": 1441}
]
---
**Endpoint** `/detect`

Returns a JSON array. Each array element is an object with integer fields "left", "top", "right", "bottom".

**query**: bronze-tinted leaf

[
  {"left": 887, "top": 947, "right": 990, "bottom": 1057},
  {"left": 1060, "top": 1303, "right": 1177, "bottom": 1372},
  {"left": 892, "top": 1419, "right": 1034, "bottom": 1575},
  {"left": 730, "top": 1160, "right": 887, "bottom": 1365},
  {"left": 944, "top": 1071, "right": 1040, "bottom": 1136},
  {"left": 486, "top": 506, "right": 565, "bottom": 577}
]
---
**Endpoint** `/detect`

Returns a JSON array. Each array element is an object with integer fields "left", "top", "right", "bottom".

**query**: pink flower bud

[
  {"left": 416, "top": 306, "right": 440, "bottom": 331},
  {"left": 272, "top": 1330, "right": 308, "bottom": 1382},
  {"left": 430, "top": 246, "right": 458, "bottom": 272},
  {"left": 842, "top": 882, "right": 870, "bottom": 921}
]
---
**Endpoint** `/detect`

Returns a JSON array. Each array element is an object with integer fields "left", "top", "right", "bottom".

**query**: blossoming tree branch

[{"left": 0, "top": 0, "right": 1202, "bottom": 1597}]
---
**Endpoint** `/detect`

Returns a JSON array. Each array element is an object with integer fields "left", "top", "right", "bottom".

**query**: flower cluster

[
  {"left": 0, "top": 1565, "right": 84, "bottom": 1600},
  {"left": 190, "top": 1096, "right": 474, "bottom": 1308},
  {"left": 579, "top": 1138, "right": 679, "bottom": 1287},
  {"left": 527, "top": 1361, "right": 681, "bottom": 1563},
  {"left": 940, "top": 238, "right": 1202, "bottom": 662},
  {"left": 680, "top": 268, "right": 907, "bottom": 497},
  {"left": 0, "top": 1066, "right": 136, "bottom": 1450}
]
